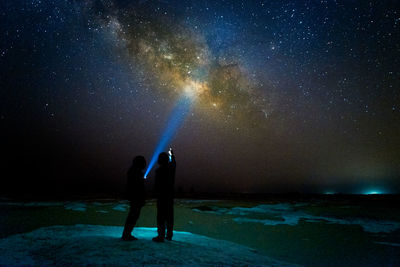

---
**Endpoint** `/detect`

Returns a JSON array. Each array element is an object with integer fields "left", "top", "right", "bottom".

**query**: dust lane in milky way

[{"left": 93, "top": 1, "right": 273, "bottom": 129}]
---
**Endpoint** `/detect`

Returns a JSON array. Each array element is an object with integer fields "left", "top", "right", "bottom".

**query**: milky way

[{"left": 92, "top": 0, "right": 271, "bottom": 128}]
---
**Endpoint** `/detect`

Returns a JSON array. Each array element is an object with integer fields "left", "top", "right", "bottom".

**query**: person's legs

[
  {"left": 154, "top": 200, "right": 165, "bottom": 241},
  {"left": 122, "top": 203, "right": 142, "bottom": 240},
  {"left": 166, "top": 200, "right": 174, "bottom": 240}
]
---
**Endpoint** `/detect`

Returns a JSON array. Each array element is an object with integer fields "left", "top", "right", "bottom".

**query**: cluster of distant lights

[{"left": 324, "top": 190, "right": 387, "bottom": 195}]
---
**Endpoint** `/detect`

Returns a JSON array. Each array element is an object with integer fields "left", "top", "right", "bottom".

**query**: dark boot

[{"left": 166, "top": 227, "right": 173, "bottom": 241}]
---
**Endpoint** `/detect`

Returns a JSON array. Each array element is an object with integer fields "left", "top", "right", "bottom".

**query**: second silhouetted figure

[
  {"left": 122, "top": 155, "right": 146, "bottom": 241},
  {"left": 152, "top": 148, "right": 176, "bottom": 242}
]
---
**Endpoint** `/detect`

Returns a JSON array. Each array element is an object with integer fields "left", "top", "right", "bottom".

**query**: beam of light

[{"left": 144, "top": 95, "right": 193, "bottom": 178}]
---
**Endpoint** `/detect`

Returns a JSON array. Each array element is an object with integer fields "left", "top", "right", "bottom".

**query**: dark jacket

[
  {"left": 154, "top": 155, "right": 176, "bottom": 200},
  {"left": 127, "top": 167, "right": 146, "bottom": 205}
]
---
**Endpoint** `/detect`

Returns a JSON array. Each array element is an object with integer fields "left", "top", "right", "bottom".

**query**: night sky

[{"left": 1, "top": 0, "right": 399, "bottom": 196}]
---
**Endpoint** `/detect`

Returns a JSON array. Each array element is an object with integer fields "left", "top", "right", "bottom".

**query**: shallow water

[{"left": 0, "top": 199, "right": 399, "bottom": 266}]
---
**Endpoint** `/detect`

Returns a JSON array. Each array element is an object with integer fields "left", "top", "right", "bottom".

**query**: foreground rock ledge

[{"left": 0, "top": 224, "right": 297, "bottom": 266}]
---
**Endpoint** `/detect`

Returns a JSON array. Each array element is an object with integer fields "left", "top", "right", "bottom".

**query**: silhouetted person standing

[
  {"left": 122, "top": 155, "right": 146, "bottom": 241},
  {"left": 152, "top": 149, "right": 176, "bottom": 242}
]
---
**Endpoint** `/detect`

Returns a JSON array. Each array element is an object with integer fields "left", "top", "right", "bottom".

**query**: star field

[{"left": 0, "top": 0, "right": 399, "bottom": 194}]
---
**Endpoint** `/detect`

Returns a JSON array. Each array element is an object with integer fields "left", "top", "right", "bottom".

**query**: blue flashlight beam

[{"left": 144, "top": 96, "right": 192, "bottom": 178}]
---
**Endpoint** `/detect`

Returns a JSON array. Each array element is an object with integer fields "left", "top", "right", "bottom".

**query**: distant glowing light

[
  {"left": 364, "top": 190, "right": 382, "bottom": 195},
  {"left": 324, "top": 191, "right": 335, "bottom": 195}
]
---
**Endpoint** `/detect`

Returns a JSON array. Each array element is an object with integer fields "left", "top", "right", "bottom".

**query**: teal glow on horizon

[{"left": 363, "top": 190, "right": 383, "bottom": 195}]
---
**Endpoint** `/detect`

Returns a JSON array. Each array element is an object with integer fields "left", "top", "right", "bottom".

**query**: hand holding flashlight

[{"left": 168, "top": 148, "right": 174, "bottom": 162}]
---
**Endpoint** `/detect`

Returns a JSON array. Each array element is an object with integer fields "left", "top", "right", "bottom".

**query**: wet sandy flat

[{"left": 0, "top": 199, "right": 399, "bottom": 266}]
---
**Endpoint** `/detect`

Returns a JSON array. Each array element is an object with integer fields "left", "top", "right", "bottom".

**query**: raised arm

[{"left": 169, "top": 148, "right": 176, "bottom": 172}]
